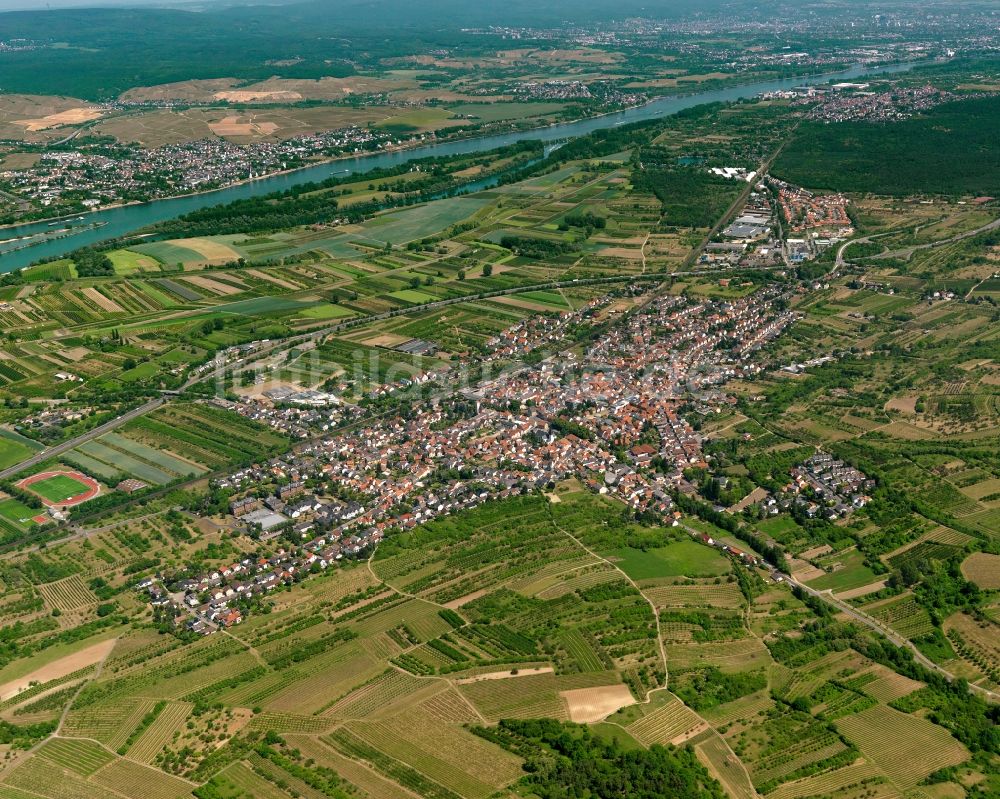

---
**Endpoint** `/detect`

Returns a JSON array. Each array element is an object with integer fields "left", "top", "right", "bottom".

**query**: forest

[
  {"left": 631, "top": 166, "right": 743, "bottom": 228},
  {"left": 772, "top": 95, "right": 1000, "bottom": 196}
]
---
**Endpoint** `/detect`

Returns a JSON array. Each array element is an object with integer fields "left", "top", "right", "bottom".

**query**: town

[
  {"left": 0, "top": 125, "right": 410, "bottom": 211},
  {"left": 141, "top": 282, "right": 799, "bottom": 632}
]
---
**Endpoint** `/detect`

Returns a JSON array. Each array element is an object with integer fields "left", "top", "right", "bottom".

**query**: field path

[
  {"left": 55, "top": 637, "right": 116, "bottom": 736},
  {"left": 0, "top": 634, "right": 122, "bottom": 778},
  {"left": 222, "top": 628, "right": 269, "bottom": 669},
  {"left": 547, "top": 508, "right": 668, "bottom": 693},
  {"left": 365, "top": 551, "right": 489, "bottom": 724},
  {"left": 549, "top": 511, "right": 757, "bottom": 796}
]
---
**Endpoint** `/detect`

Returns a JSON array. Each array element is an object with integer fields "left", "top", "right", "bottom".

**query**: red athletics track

[{"left": 16, "top": 469, "right": 101, "bottom": 510}]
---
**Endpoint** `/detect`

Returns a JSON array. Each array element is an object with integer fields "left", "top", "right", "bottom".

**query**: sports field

[
  {"left": 0, "top": 497, "right": 38, "bottom": 528},
  {"left": 18, "top": 471, "right": 99, "bottom": 506}
]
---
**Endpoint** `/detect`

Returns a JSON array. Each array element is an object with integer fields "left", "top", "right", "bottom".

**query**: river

[{"left": 0, "top": 62, "right": 915, "bottom": 272}]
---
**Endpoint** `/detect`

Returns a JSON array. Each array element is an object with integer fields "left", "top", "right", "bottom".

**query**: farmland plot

[
  {"left": 37, "top": 574, "right": 98, "bottom": 611},
  {"left": 36, "top": 738, "right": 114, "bottom": 776},
  {"left": 836, "top": 705, "right": 969, "bottom": 790},
  {"left": 89, "top": 760, "right": 193, "bottom": 799},
  {"left": 2, "top": 756, "right": 122, "bottom": 799},
  {"left": 126, "top": 701, "right": 192, "bottom": 763},
  {"left": 624, "top": 693, "right": 706, "bottom": 746}
]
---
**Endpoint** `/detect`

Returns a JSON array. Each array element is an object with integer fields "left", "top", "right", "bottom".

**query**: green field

[
  {"left": 806, "top": 549, "right": 879, "bottom": 593},
  {"left": 0, "top": 436, "right": 35, "bottom": 470},
  {"left": 376, "top": 107, "right": 458, "bottom": 131},
  {"left": 21, "top": 259, "right": 77, "bottom": 281},
  {"left": 298, "top": 303, "right": 356, "bottom": 320},
  {"left": 448, "top": 102, "right": 566, "bottom": 122},
  {"left": 0, "top": 497, "right": 38, "bottom": 527},
  {"left": 133, "top": 241, "right": 206, "bottom": 267},
  {"left": 317, "top": 197, "right": 492, "bottom": 256},
  {"left": 108, "top": 249, "right": 161, "bottom": 274},
  {"left": 606, "top": 540, "right": 731, "bottom": 580},
  {"left": 388, "top": 289, "right": 438, "bottom": 304},
  {"left": 119, "top": 361, "right": 161, "bottom": 383}
]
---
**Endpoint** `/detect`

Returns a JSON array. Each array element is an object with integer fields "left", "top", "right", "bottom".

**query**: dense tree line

[
  {"left": 500, "top": 235, "right": 580, "bottom": 258},
  {"left": 72, "top": 248, "right": 115, "bottom": 277},
  {"left": 474, "top": 718, "right": 725, "bottom": 799},
  {"left": 673, "top": 666, "right": 767, "bottom": 710},
  {"left": 560, "top": 211, "right": 607, "bottom": 230},
  {"left": 632, "top": 164, "right": 742, "bottom": 228}
]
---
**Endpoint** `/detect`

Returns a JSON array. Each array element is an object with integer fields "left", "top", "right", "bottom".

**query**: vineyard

[
  {"left": 622, "top": 693, "right": 707, "bottom": 746},
  {"left": 834, "top": 705, "right": 969, "bottom": 790},
  {"left": 862, "top": 593, "right": 935, "bottom": 639},
  {"left": 944, "top": 612, "right": 1000, "bottom": 687},
  {"left": 63, "top": 698, "right": 159, "bottom": 750},
  {"left": 342, "top": 710, "right": 523, "bottom": 799},
  {"left": 125, "top": 701, "right": 193, "bottom": 762},
  {"left": 91, "top": 760, "right": 193, "bottom": 799},
  {"left": 36, "top": 574, "right": 98, "bottom": 612},
  {"left": 37, "top": 738, "right": 114, "bottom": 776},
  {"left": 0, "top": 479, "right": 990, "bottom": 799}
]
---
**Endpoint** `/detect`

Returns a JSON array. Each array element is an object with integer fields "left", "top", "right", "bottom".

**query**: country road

[
  {"left": 870, "top": 215, "right": 1000, "bottom": 262},
  {"left": 836, "top": 214, "right": 1000, "bottom": 273},
  {"left": 788, "top": 575, "right": 999, "bottom": 704},
  {"left": 676, "top": 523, "right": 998, "bottom": 705}
]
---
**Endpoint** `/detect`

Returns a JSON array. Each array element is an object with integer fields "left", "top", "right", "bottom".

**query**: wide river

[{"left": 0, "top": 62, "right": 914, "bottom": 272}]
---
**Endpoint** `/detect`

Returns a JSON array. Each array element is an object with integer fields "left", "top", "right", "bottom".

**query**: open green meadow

[
  {"left": 607, "top": 540, "right": 731, "bottom": 581},
  {"left": 0, "top": 436, "right": 35, "bottom": 470}
]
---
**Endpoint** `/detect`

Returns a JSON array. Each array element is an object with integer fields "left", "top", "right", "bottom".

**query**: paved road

[
  {"left": 0, "top": 397, "right": 164, "bottom": 482},
  {"left": 836, "top": 215, "right": 1000, "bottom": 274},
  {"left": 869, "top": 216, "right": 1000, "bottom": 262},
  {"left": 676, "top": 522, "right": 997, "bottom": 704}
]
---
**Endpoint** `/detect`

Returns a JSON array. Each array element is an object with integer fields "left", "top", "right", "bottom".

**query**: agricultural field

[
  {"left": 606, "top": 539, "right": 732, "bottom": 581},
  {"left": 0, "top": 468, "right": 990, "bottom": 799},
  {"left": 0, "top": 143, "right": 682, "bottom": 418},
  {"left": 961, "top": 552, "right": 1000, "bottom": 590},
  {"left": 0, "top": 431, "right": 40, "bottom": 470}
]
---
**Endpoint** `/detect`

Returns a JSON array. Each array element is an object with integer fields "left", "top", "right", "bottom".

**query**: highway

[{"left": 0, "top": 397, "right": 165, "bottom": 482}]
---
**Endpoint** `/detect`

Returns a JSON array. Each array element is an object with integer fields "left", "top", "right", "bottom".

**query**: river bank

[{"left": 0, "top": 61, "right": 917, "bottom": 273}]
